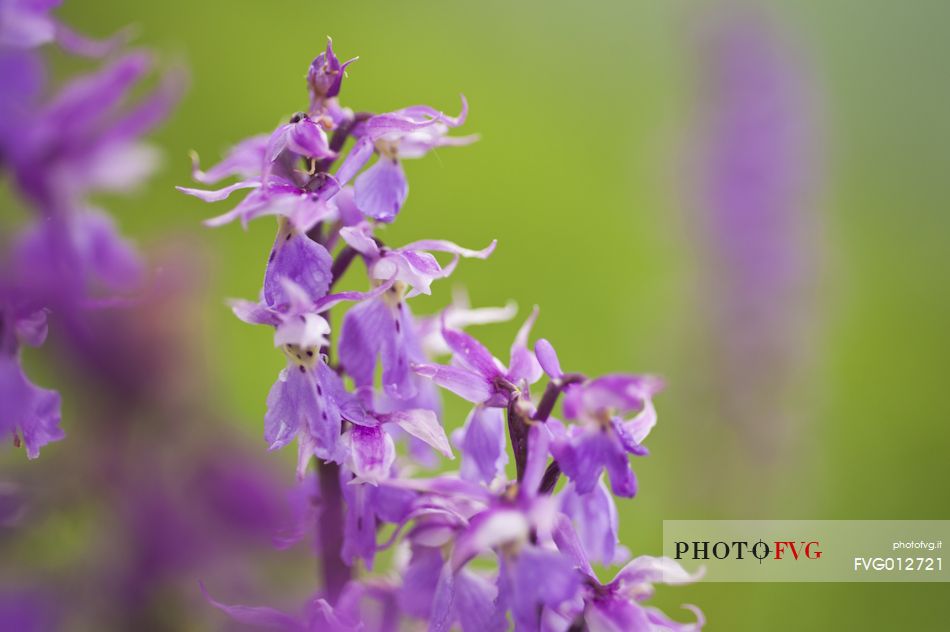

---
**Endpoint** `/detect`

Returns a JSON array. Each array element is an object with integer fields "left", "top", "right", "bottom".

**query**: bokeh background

[{"left": 3, "top": 0, "right": 949, "bottom": 629}]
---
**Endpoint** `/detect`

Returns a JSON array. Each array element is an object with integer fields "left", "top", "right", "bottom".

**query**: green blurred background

[{"left": 22, "top": 0, "right": 950, "bottom": 628}]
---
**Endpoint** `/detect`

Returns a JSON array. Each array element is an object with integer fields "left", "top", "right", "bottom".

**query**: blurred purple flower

[
  {"left": 0, "top": 301, "right": 63, "bottom": 458},
  {"left": 691, "top": 13, "right": 819, "bottom": 451}
]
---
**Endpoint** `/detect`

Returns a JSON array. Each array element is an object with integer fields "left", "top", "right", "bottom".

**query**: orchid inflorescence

[{"left": 181, "top": 40, "right": 704, "bottom": 632}]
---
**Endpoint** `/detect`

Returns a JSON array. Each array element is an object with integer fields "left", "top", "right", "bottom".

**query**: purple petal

[
  {"left": 400, "top": 238, "right": 496, "bottom": 259},
  {"left": 552, "top": 428, "right": 636, "bottom": 497},
  {"left": 388, "top": 409, "right": 453, "bottom": 459},
  {"left": 0, "top": 355, "right": 64, "bottom": 459},
  {"left": 264, "top": 363, "right": 343, "bottom": 466},
  {"left": 441, "top": 326, "right": 501, "bottom": 379},
  {"left": 613, "top": 556, "right": 703, "bottom": 588},
  {"left": 644, "top": 605, "right": 705, "bottom": 631},
  {"left": 454, "top": 570, "right": 501, "bottom": 632},
  {"left": 190, "top": 134, "right": 267, "bottom": 184},
  {"left": 177, "top": 180, "right": 259, "bottom": 203},
  {"left": 341, "top": 474, "right": 378, "bottom": 568},
  {"left": 200, "top": 582, "right": 305, "bottom": 631},
  {"left": 507, "top": 306, "right": 543, "bottom": 385},
  {"left": 399, "top": 546, "right": 444, "bottom": 618},
  {"left": 229, "top": 299, "right": 282, "bottom": 327},
  {"left": 339, "top": 298, "right": 390, "bottom": 388},
  {"left": 455, "top": 405, "right": 507, "bottom": 485},
  {"left": 621, "top": 397, "right": 657, "bottom": 446},
  {"left": 534, "top": 339, "right": 563, "bottom": 380},
  {"left": 286, "top": 118, "right": 335, "bottom": 159},
  {"left": 603, "top": 439, "right": 638, "bottom": 498},
  {"left": 263, "top": 224, "right": 333, "bottom": 309},
  {"left": 564, "top": 374, "right": 663, "bottom": 421},
  {"left": 334, "top": 137, "right": 374, "bottom": 188},
  {"left": 354, "top": 156, "right": 408, "bottom": 222},
  {"left": 338, "top": 224, "right": 380, "bottom": 257},
  {"left": 312, "top": 277, "right": 396, "bottom": 313},
  {"left": 429, "top": 563, "right": 456, "bottom": 632},
  {"left": 560, "top": 480, "right": 621, "bottom": 566},
  {"left": 362, "top": 112, "right": 440, "bottom": 140},
  {"left": 586, "top": 599, "right": 651, "bottom": 632},
  {"left": 396, "top": 96, "right": 470, "bottom": 128},
  {"left": 509, "top": 547, "right": 581, "bottom": 630},
  {"left": 413, "top": 363, "right": 492, "bottom": 405},
  {"left": 347, "top": 424, "right": 396, "bottom": 483},
  {"left": 339, "top": 298, "right": 419, "bottom": 400},
  {"left": 551, "top": 514, "right": 594, "bottom": 576}
]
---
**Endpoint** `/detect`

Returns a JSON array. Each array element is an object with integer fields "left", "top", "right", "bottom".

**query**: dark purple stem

[
  {"left": 507, "top": 398, "right": 530, "bottom": 482},
  {"left": 534, "top": 373, "right": 585, "bottom": 422},
  {"left": 539, "top": 461, "right": 561, "bottom": 495},
  {"left": 317, "top": 459, "right": 349, "bottom": 602},
  {"left": 533, "top": 374, "right": 584, "bottom": 494},
  {"left": 329, "top": 246, "right": 357, "bottom": 290},
  {"left": 309, "top": 234, "right": 361, "bottom": 601}
]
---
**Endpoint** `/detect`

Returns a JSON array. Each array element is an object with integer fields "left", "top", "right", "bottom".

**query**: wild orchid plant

[{"left": 181, "top": 40, "right": 704, "bottom": 632}]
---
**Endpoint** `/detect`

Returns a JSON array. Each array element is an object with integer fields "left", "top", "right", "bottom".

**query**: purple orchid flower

[
  {"left": 537, "top": 339, "right": 662, "bottom": 498},
  {"left": 231, "top": 278, "right": 394, "bottom": 477},
  {"left": 335, "top": 99, "right": 476, "bottom": 222},
  {"left": 414, "top": 306, "right": 542, "bottom": 408},
  {"left": 338, "top": 224, "right": 496, "bottom": 400},
  {"left": 0, "top": 300, "right": 63, "bottom": 458},
  {"left": 336, "top": 391, "right": 453, "bottom": 569},
  {"left": 345, "top": 405, "right": 453, "bottom": 484},
  {"left": 553, "top": 515, "right": 704, "bottom": 631},
  {"left": 179, "top": 112, "right": 343, "bottom": 231}
]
